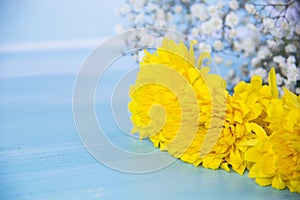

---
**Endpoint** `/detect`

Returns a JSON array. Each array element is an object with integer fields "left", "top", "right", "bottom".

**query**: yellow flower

[
  {"left": 129, "top": 38, "right": 227, "bottom": 166},
  {"left": 244, "top": 71, "right": 300, "bottom": 193},
  {"left": 217, "top": 68, "right": 279, "bottom": 175}
]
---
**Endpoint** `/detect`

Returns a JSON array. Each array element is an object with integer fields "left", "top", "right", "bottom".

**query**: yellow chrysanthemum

[
  {"left": 213, "top": 68, "right": 279, "bottom": 175},
  {"left": 129, "top": 38, "right": 227, "bottom": 166},
  {"left": 245, "top": 87, "right": 300, "bottom": 193}
]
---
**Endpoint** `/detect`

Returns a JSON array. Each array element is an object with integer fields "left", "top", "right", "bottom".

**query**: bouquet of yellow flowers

[{"left": 128, "top": 38, "right": 300, "bottom": 193}]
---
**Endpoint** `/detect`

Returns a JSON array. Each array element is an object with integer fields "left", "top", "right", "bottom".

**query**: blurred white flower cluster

[{"left": 116, "top": 0, "right": 300, "bottom": 94}]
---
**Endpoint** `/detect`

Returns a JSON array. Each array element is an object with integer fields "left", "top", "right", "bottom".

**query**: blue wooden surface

[{"left": 1, "top": 71, "right": 300, "bottom": 200}]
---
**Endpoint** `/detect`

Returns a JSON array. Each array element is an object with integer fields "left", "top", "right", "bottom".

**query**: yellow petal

[
  {"left": 256, "top": 177, "right": 272, "bottom": 186},
  {"left": 272, "top": 175, "right": 286, "bottom": 190},
  {"left": 268, "top": 67, "right": 278, "bottom": 98}
]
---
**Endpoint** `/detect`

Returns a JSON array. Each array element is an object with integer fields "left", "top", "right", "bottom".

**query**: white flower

[
  {"left": 147, "top": 3, "right": 159, "bottom": 12},
  {"left": 270, "top": 27, "right": 284, "bottom": 38},
  {"left": 281, "top": 21, "right": 289, "bottom": 30},
  {"left": 213, "top": 40, "right": 224, "bottom": 51},
  {"left": 191, "top": 27, "right": 199, "bottom": 37},
  {"left": 285, "top": 44, "right": 296, "bottom": 53},
  {"left": 263, "top": 18, "right": 275, "bottom": 30},
  {"left": 247, "top": 23, "right": 258, "bottom": 31},
  {"left": 140, "top": 34, "right": 154, "bottom": 46},
  {"left": 191, "top": 4, "right": 208, "bottom": 21},
  {"left": 287, "top": 64, "right": 300, "bottom": 82},
  {"left": 137, "top": 50, "right": 145, "bottom": 62},
  {"left": 241, "top": 38, "right": 256, "bottom": 56},
  {"left": 245, "top": 4, "right": 256, "bottom": 14},
  {"left": 227, "top": 69, "right": 236, "bottom": 79},
  {"left": 208, "top": 5, "right": 219, "bottom": 17},
  {"left": 156, "top": 10, "right": 165, "bottom": 19},
  {"left": 216, "top": 1, "right": 223, "bottom": 9},
  {"left": 226, "top": 60, "right": 233, "bottom": 67},
  {"left": 210, "top": 17, "right": 222, "bottom": 31},
  {"left": 225, "top": 12, "right": 239, "bottom": 27},
  {"left": 200, "top": 21, "right": 214, "bottom": 35},
  {"left": 296, "top": 87, "right": 300, "bottom": 95},
  {"left": 250, "top": 68, "right": 267, "bottom": 80},
  {"left": 133, "top": 0, "right": 145, "bottom": 12},
  {"left": 154, "top": 19, "right": 166, "bottom": 28},
  {"left": 287, "top": 55, "right": 296, "bottom": 65},
  {"left": 251, "top": 57, "right": 260, "bottom": 67},
  {"left": 174, "top": 5, "right": 183, "bottom": 13},
  {"left": 229, "top": 29, "right": 238, "bottom": 38},
  {"left": 233, "top": 41, "right": 242, "bottom": 51},
  {"left": 276, "top": 74, "right": 284, "bottom": 85},
  {"left": 214, "top": 55, "right": 223, "bottom": 64},
  {"left": 199, "top": 43, "right": 211, "bottom": 52},
  {"left": 295, "top": 24, "right": 300, "bottom": 35},
  {"left": 134, "top": 13, "right": 145, "bottom": 24},
  {"left": 273, "top": 55, "right": 286, "bottom": 66},
  {"left": 257, "top": 46, "right": 271, "bottom": 60},
  {"left": 266, "top": 39, "right": 276, "bottom": 49},
  {"left": 229, "top": 0, "right": 239, "bottom": 10}
]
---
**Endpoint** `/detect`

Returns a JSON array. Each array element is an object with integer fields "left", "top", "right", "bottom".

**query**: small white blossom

[
  {"left": 270, "top": 27, "right": 284, "bottom": 38},
  {"left": 226, "top": 60, "right": 233, "bottom": 67},
  {"left": 174, "top": 5, "right": 183, "bottom": 13},
  {"left": 191, "top": 4, "right": 208, "bottom": 21},
  {"left": 200, "top": 21, "right": 214, "bottom": 35},
  {"left": 251, "top": 57, "right": 260, "bottom": 67},
  {"left": 229, "top": 0, "right": 239, "bottom": 10},
  {"left": 191, "top": 27, "right": 199, "bottom": 37},
  {"left": 213, "top": 40, "right": 224, "bottom": 51},
  {"left": 214, "top": 55, "right": 223, "bottom": 64},
  {"left": 263, "top": 18, "right": 275, "bottom": 30},
  {"left": 296, "top": 88, "right": 300, "bottom": 94},
  {"left": 147, "top": 3, "right": 159, "bottom": 12},
  {"left": 250, "top": 68, "right": 267, "bottom": 80},
  {"left": 199, "top": 43, "right": 211, "bottom": 52},
  {"left": 276, "top": 74, "right": 284, "bottom": 85},
  {"left": 233, "top": 41, "right": 242, "bottom": 51},
  {"left": 247, "top": 24, "right": 258, "bottom": 31},
  {"left": 208, "top": 5, "right": 219, "bottom": 17},
  {"left": 287, "top": 56, "right": 296, "bottom": 65},
  {"left": 216, "top": 1, "right": 223, "bottom": 9},
  {"left": 266, "top": 39, "right": 276, "bottom": 49},
  {"left": 285, "top": 44, "right": 297, "bottom": 53},
  {"left": 134, "top": 50, "right": 145, "bottom": 62},
  {"left": 140, "top": 34, "right": 154, "bottom": 46},
  {"left": 287, "top": 64, "right": 300, "bottom": 82},
  {"left": 154, "top": 19, "right": 166, "bottom": 28},
  {"left": 257, "top": 46, "right": 271, "bottom": 60},
  {"left": 134, "top": 13, "right": 145, "bottom": 24},
  {"left": 227, "top": 69, "right": 236, "bottom": 79},
  {"left": 210, "top": 17, "right": 223, "bottom": 31},
  {"left": 225, "top": 12, "right": 239, "bottom": 27},
  {"left": 156, "top": 10, "right": 165, "bottom": 20},
  {"left": 133, "top": 0, "right": 145, "bottom": 12},
  {"left": 229, "top": 29, "right": 238, "bottom": 38},
  {"left": 245, "top": 4, "right": 256, "bottom": 14},
  {"left": 295, "top": 24, "right": 300, "bottom": 35},
  {"left": 273, "top": 55, "right": 286, "bottom": 67}
]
